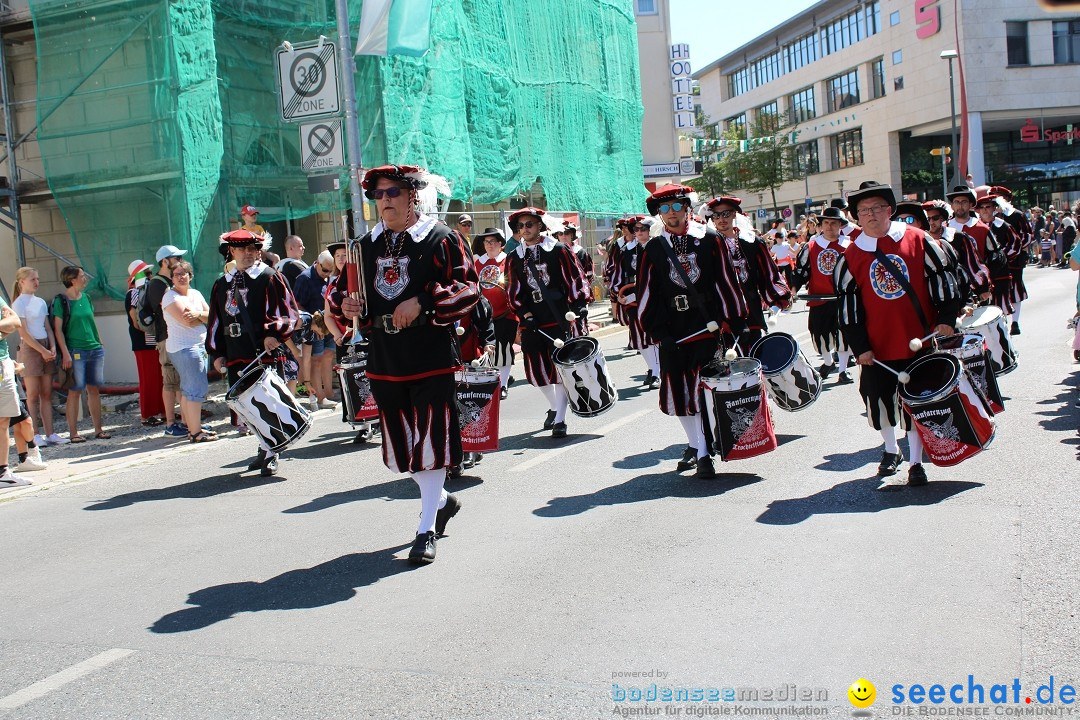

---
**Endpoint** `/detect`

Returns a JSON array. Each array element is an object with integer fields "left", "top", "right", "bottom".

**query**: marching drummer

[
  {"left": 207, "top": 230, "right": 299, "bottom": 477},
  {"left": 474, "top": 228, "right": 518, "bottom": 399},
  {"left": 792, "top": 205, "right": 856, "bottom": 383},
  {"left": 505, "top": 206, "right": 590, "bottom": 438},
  {"left": 330, "top": 164, "right": 479, "bottom": 565},
  {"left": 974, "top": 193, "right": 1021, "bottom": 322},
  {"left": 636, "top": 184, "right": 749, "bottom": 479},
  {"left": 834, "top": 181, "right": 963, "bottom": 486},
  {"left": 704, "top": 196, "right": 791, "bottom": 350},
  {"left": 613, "top": 217, "right": 659, "bottom": 388},
  {"left": 452, "top": 294, "right": 496, "bottom": 476}
]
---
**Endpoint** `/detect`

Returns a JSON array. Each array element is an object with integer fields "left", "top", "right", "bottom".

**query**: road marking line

[
  {"left": 0, "top": 648, "right": 135, "bottom": 709},
  {"left": 510, "top": 408, "right": 653, "bottom": 472}
]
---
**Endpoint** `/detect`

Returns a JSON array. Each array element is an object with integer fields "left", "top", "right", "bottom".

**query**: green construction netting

[{"left": 29, "top": 0, "right": 644, "bottom": 298}]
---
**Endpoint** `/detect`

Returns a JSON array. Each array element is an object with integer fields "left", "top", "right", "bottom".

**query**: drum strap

[
  {"left": 872, "top": 249, "right": 930, "bottom": 334},
  {"left": 524, "top": 251, "right": 570, "bottom": 336},
  {"left": 659, "top": 236, "right": 714, "bottom": 328}
]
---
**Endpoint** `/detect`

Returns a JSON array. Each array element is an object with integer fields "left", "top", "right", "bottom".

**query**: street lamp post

[
  {"left": 941, "top": 49, "right": 959, "bottom": 189},
  {"left": 335, "top": 0, "right": 367, "bottom": 236}
]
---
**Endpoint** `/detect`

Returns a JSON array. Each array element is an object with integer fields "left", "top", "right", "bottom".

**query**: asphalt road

[{"left": 2, "top": 266, "right": 1078, "bottom": 719}]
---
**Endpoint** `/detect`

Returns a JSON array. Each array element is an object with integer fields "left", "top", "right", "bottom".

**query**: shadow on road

[
  {"left": 756, "top": 476, "right": 983, "bottom": 525},
  {"left": 282, "top": 476, "right": 483, "bottom": 514},
  {"left": 612, "top": 444, "right": 685, "bottom": 470},
  {"left": 149, "top": 544, "right": 413, "bottom": 633},
  {"left": 533, "top": 470, "right": 762, "bottom": 517},
  {"left": 814, "top": 446, "right": 885, "bottom": 472},
  {"left": 84, "top": 472, "right": 286, "bottom": 511},
  {"left": 1035, "top": 377, "right": 1079, "bottom": 445}
]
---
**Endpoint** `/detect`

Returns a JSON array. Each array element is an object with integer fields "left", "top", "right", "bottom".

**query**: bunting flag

[{"left": 355, "top": 0, "right": 434, "bottom": 57}]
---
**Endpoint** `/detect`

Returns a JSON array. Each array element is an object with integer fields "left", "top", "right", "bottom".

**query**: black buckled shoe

[
  {"left": 836, "top": 370, "right": 853, "bottom": 384},
  {"left": 1010, "top": 322, "right": 1021, "bottom": 336},
  {"left": 462, "top": 452, "right": 476, "bottom": 469},
  {"left": 543, "top": 410, "right": 556, "bottom": 430},
  {"left": 877, "top": 451, "right": 903, "bottom": 476},
  {"left": 472, "top": 452, "right": 484, "bottom": 465},
  {"left": 645, "top": 371, "right": 659, "bottom": 389},
  {"left": 694, "top": 455, "right": 716, "bottom": 479},
  {"left": 408, "top": 531, "right": 437, "bottom": 564},
  {"left": 447, "top": 465, "right": 463, "bottom": 480},
  {"left": 435, "top": 493, "right": 461, "bottom": 537},
  {"left": 551, "top": 422, "right": 567, "bottom": 438},
  {"left": 247, "top": 448, "right": 267, "bottom": 472},
  {"left": 818, "top": 363, "right": 835, "bottom": 379},
  {"left": 260, "top": 453, "right": 278, "bottom": 477},
  {"left": 500, "top": 387, "right": 508, "bottom": 400},
  {"left": 907, "top": 463, "right": 928, "bottom": 486},
  {"left": 353, "top": 428, "right": 370, "bottom": 444},
  {"left": 676, "top": 446, "right": 698, "bottom": 472}
]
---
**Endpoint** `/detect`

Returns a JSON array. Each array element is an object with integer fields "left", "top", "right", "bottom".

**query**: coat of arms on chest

[{"left": 374, "top": 256, "right": 410, "bottom": 300}]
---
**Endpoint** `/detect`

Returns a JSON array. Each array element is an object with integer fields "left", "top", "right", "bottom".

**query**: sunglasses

[
  {"left": 460, "top": 221, "right": 472, "bottom": 226},
  {"left": 634, "top": 225, "right": 648, "bottom": 232},
  {"left": 658, "top": 202, "right": 685, "bottom": 214},
  {"left": 714, "top": 210, "right": 736, "bottom": 219},
  {"left": 927, "top": 215, "right": 945, "bottom": 222},
  {"left": 368, "top": 187, "right": 403, "bottom": 200},
  {"left": 519, "top": 220, "right": 539, "bottom": 229},
  {"left": 898, "top": 216, "right": 916, "bottom": 224}
]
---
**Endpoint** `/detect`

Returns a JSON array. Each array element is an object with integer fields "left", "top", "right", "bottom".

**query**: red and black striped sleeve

[{"left": 424, "top": 229, "right": 479, "bottom": 325}]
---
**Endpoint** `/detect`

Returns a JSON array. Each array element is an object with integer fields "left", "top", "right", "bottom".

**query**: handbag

[{"left": 55, "top": 363, "right": 75, "bottom": 391}]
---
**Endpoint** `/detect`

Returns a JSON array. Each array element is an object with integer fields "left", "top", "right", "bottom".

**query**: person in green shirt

[{"left": 52, "top": 266, "right": 109, "bottom": 442}]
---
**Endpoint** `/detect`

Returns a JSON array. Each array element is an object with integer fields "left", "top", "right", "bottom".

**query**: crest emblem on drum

[
  {"left": 868, "top": 254, "right": 909, "bottom": 300},
  {"left": 816, "top": 248, "right": 840, "bottom": 276},
  {"left": 725, "top": 405, "right": 756, "bottom": 438},
  {"left": 374, "top": 257, "right": 410, "bottom": 300},
  {"left": 668, "top": 252, "right": 701, "bottom": 287},
  {"left": 225, "top": 288, "right": 248, "bottom": 317}
]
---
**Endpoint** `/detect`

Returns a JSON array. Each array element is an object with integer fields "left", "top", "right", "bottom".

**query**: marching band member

[
  {"left": 636, "top": 185, "right": 748, "bottom": 479},
  {"left": 625, "top": 217, "right": 660, "bottom": 387},
  {"left": 506, "top": 207, "right": 590, "bottom": 438},
  {"left": 974, "top": 193, "right": 1021, "bottom": 322},
  {"left": 207, "top": 230, "right": 299, "bottom": 477},
  {"left": 704, "top": 196, "right": 791, "bottom": 350},
  {"left": 835, "top": 182, "right": 962, "bottom": 485},
  {"left": 947, "top": 184, "right": 1002, "bottom": 305},
  {"left": 792, "top": 205, "right": 855, "bottom": 383},
  {"left": 474, "top": 228, "right": 518, "bottom": 399},
  {"left": 561, "top": 221, "right": 594, "bottom": 291},
  {"left": 452, "top": 294, "right": 496, "bottom": 475},
  {"left": 331, "top": 164, "right": 479, "bottom": 565},
  {"left": 924, "top": 199, "right": 988, "bottom": 307},
  {"left": 991, "top": 186, "right": 1032, "bottom": 335}
]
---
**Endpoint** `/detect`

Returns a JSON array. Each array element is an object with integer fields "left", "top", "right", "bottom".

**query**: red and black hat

[
  {"left": 646, "top": 184, "right": 694, "bottom": 216},
  {"left": 508, "top": 206, "right": 546, "bottom": 230},
  {"left": 990, "top": 185, "right": 1014, "bottom": 201},
  {"left": 893, "top": 201, "right": 929, "bottom": 230},
  {"left": 974, "top": 193, "right": 1001, "bottom": 209},
  {"left": 218, "top": 229, "right": 265, "bottom": 257},
  {"left": 921, "top": 200, "right": 952, "bottom": 220},
  {"left": 945, "top": 184, "right": 978, "bottom": 203},
  {"left": 706, "top": 196, "right": 743, "bottom": 213},
  {"left": 846, "top": 181, "right": 897, "bottom": 214},
  {"left": 361, "top": 164, "right": 428, "bottom": 198}
]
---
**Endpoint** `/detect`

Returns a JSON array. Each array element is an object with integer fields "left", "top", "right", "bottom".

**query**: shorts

[
  {"left": 157, "top": 340, "right": 180, "bottom": 392},
  {"left": 69, "top": 346, "right": 106, "bottom": 391},
  {"left": 307, "top": 334, "right": 335, "bottom": 357},
  {"left": 16, "top": 338, "right": 55, "bottom": 377},
  {"left": 0, "top": 358, "right": 20, "bottom": 417},
  {"left": 168, "top": 345, "right": 210, "bottom": 403}
]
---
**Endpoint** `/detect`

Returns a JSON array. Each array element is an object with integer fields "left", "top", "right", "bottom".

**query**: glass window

[
  {"left": 791, "top": 141, "right": 820, "bottom": 177},
  {"left": 788, "top": 86, "right": 816, "bottom": 124},
  {"left": 821, "top": 3, "right": 879, "bottom": 56},
  {"left": 890, "top": 10, "right": 901, "bottom": 26},
  {"left": 826, "top": 69, "right": 860, "bottom": 113},
  {"left": 871, "top": 58, "right": 886, "bottom": 99},
  {"left": 1052, "top": 20, "right": 1080, "bottom": 64},
  {"left": 1007, "top": 22, "right": 1029, "bottom": 66},
  {"left": 635, "top": 0, "right": 658, "bottom": 15},
  {"left": 892, "top": 49, "right": 903, "bottom": 65},
  {"left": 727, "top": 113, "right": 747, "bottom": 136},
  {"left": 830, "top": 128, "right": 864, "bottom": 169}
]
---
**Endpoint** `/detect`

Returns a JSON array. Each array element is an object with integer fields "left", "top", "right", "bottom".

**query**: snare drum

[
  {"left": 225, "top": 364, "right": 311, "bottom": 453},
  {"left": 899, "top": 353, "right": 995, "bottom": 467},
  {"left": 455, "top": 366, "right": 501, "bottom": 452},
  {"left": 959, "top": 306, "right": 1017, "bottom": 376},
  {"left": 336, "top": 353, "right": 379, "bottom": 425},
  {"left": 552, "top": 337, "right": 617, "bottom": 418},
  {"left": 749, "top": 332, "right": 821, "bottom": 412},
  {"left": 699, "top": 358, "right": 777, "bottom": 462},
  {"left": 936, "top": 334, "right": 1004, "bottom": 413}
]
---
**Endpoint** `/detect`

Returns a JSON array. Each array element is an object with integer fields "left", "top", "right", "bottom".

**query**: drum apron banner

[{"left": 456, "top": 369, "right": 501, "bottom": 453}]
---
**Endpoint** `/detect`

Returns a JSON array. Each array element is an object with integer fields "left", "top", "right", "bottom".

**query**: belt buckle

[
  {"left": 225, "top": 323, "right": 242, "bottom": 337},
  {"left": 674, "top": 295, "right": 689, "bottom": 312},
  {"left": 532, "top": 290, "right": 544, "bottom": 304},
  {"left": 381, "top": 314, "right": 399, "bottom": 334}
]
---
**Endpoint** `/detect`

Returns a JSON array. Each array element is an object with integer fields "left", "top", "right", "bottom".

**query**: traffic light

[{"left": 929, "top": 147, "right": 952, "bottom": 156}]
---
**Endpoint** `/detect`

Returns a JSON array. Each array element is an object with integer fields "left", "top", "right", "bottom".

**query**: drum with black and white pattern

[
  {"left": 552, "top": 336, "right": 617, "bottom": 418},
  {"left": 225, "top": 364, "right": 311, "bottom": 453},
  {"left": 749, "top": 332, "right": 822, "bottom": 412},
  {"left": 959, "top": 306, "right": 1017, "bottom": 376}
]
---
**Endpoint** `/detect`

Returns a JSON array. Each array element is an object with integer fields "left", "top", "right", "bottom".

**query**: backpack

[
  {"left": 51, "top": 293, "right": 71, "bottom": 338},
  {"left": 135, "top": 275, "right": 168, "bottom": 334}
]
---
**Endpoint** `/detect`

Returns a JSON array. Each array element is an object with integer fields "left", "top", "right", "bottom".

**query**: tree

[{"left": 737, "top": 111, "right": 793, "bottom": 214}]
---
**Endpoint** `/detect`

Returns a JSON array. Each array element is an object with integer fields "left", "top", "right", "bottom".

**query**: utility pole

[{"left": 335, "top": 0, "right": 367, "bottom": 236}]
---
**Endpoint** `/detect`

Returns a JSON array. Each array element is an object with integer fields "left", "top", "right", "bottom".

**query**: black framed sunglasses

[
  {"left": 519, "top": 220, "right": 539, "bottom": 229},
  {"left": 714, "top": 209, "right": 736, "bottom": 219},
  {"left": 927, "top": 214, "right": 945, "bottom": 222},
  {"left": 367, "top": 187, "right": 403, "bottom": 200}
]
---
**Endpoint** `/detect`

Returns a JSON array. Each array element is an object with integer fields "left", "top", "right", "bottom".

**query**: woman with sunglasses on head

[
  {"left": 505, "top": 206, "right": 590, "bottom": 439},
  {"left": 636, "top": 185, "right": 749, "bottom": 479}
]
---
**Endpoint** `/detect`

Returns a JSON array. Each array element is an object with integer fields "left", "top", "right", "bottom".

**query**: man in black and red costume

[
  {"left": 834, "top": 181, "right": 963, "bottom": 486},
  {"left": 991, "top": 185, "right": 1032, "bottom": 335},
  {"left": 505, "top": 207, "right": 590, "bottom": 438},
  {"left": 207, "top": 230, "right": 299, "bottom": 477},
  {"left": 331, "top": 164, "right": 479, "bottom": 565},
  {"left": 636, "top": 184, "right": 748, "bottom": 479}
]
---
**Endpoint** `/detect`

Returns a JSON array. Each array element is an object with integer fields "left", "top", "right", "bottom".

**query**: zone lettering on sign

[{"left": 276, "top": 40, "right": 341, "bottom": 122}]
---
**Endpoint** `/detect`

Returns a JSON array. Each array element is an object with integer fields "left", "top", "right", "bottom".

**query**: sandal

[
  {"left": 142, "top": 416, "right": 165, "bottom": 427},
  {"left": 188, "top": 431, "right": 217, "bottom": 443},
  {"left": 70, "top": 436, "right": 86, "bottom": 443},
  {"left": 94, "top": 431, "right": 112, "bottom": 440}
]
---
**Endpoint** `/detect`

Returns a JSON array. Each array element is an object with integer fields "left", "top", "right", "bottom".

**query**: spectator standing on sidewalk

[
  {"left": 162, "top": 261, "right": 215, "bottom": 443},
  {"left": 1, "top": 296, "right": 45, "bottom": 486},
  {"left": 51, "top": 266, "right": 110, "bottom": 443},
  {"left": 11, "top": 267, "right": 66, "bottom": 446},
  {"left": 124, "top": 260, "right": 165, "bottom": 428},
  {"left": 144, "top": 246, "right": 187, "bottom": 437},
  {"left": 292, "top": 251, "right": 338, "bottom": 411},
  {"left": 277, "top": 235, "right": 308, "bottom": 289}
]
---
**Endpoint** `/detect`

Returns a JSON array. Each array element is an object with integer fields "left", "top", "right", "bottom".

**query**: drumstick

[
  {"left": 677, "top": 321, "right": 720, "bottom": 344},
  {"left": 798, "top": 293, "right": 837, "bottom": 301},
  {"left": 564, "top": 310, "right": 578, "bottom": 322},
  {"left": 908, "top": 332, "right": 939, "bottom": 352},
  {"left": 537, "top": 328, "right": 566, "bottom": 349},
  {"left": 873, "top": 358, "right": 911, "bottom": 384}
]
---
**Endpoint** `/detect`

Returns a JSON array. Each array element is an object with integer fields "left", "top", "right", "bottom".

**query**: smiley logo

[{"left": 848, "top": 678, "right": 876, "bottom": 708}]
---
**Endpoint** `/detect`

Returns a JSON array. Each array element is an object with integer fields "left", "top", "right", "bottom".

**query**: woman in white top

[
  {"left": 12, "top": 267, "right": 65, "bottom": 445},
  {"left": 161, "top": 261, "right": 215, "bottom": 442}
]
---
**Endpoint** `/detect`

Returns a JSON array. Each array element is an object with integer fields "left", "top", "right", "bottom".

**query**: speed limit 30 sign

[{"left": 275, "top": 40, "right": 340, "bottom": 122}]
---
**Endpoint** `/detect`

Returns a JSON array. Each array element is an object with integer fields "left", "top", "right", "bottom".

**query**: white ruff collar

[
  {"left": 853, "top": 221, "right": 907, "bottom": 252},
  {"left": 661, "top": 219, "right": 707, "bottom": 241},
  {"left": 515, "top": 236, "right": 558, "bottom": 257},
  {"left": 369, "top": 213, "right": 437, "bottom": 243},
  {"left": 814, "top": 233, "right": 849, "bottom": 250},
  {"left": 477, "top": 252, "right": 506, "bottom": 263},
  {"left": 225, "top": 260, "right": 265, "bottom": 282}
]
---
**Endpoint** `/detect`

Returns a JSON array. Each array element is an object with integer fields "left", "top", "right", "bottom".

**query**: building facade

[{"left": 693, "top": 0, "right": 1080, "bottom": 220}]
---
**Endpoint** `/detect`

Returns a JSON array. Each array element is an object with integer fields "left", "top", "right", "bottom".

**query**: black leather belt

[{"left": 370, "top": 314, "right": 426, "bottom": 334}]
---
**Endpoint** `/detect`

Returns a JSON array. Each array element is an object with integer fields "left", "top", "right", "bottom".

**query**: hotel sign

[{"left": 671, "top": 44, "right": 695, "bottom": 129}]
